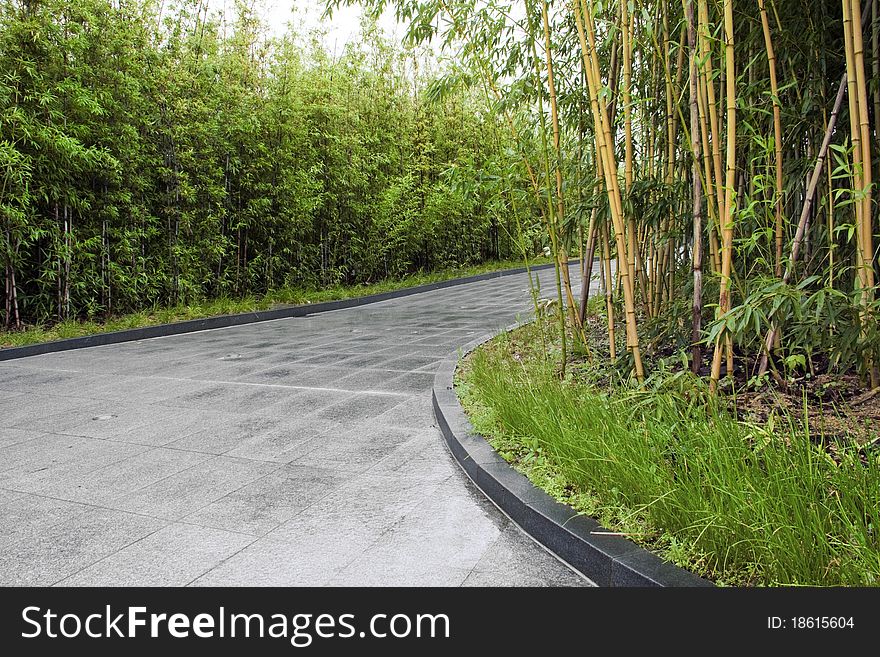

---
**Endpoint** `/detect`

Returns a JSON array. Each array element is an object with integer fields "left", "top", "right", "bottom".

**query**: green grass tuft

[
  {"left": 457, "top": 322, "right": 880, "bottom": 586},
  {"left": 0, "top": 258, "right": 546, "bottom": 349}
]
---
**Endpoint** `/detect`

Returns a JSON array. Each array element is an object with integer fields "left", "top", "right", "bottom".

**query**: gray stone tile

[
  {"left": 224, "top": 418, "right": 336, "bottom": 463},
  {"left": 110, "top": 408, "right": 219, "bottom": 447},
  {"left": 296, "top": 352, "right": 363, "bottom": 366},
  {"left": 0, "top": 491, "right": 92, "bottom": 549},
  {"left": 333, "top": 369, "right": 401, "bottom": 392},
  {"left": 184, "top": 464, "right": 346, "bottom": 535},
  {"left": 462, "top": 526, "right": 592, "bottom": 587},
  {"left": 262, "top": 388, "right": 354, "bottom": 420},
  {"left": 267, "top": 471, "right": 432, "bottom": 540},
  {"left": 58, "top": 523, "right": 255, "bottom": 586},
  {"left": 60, "top": 403, "right": 197, "bottom": 441},
  {"left": 36, "top": 447, "right": 212, "bottom": 505},
  {"left": 0, "top": 264, "right": 593, "bottom": 587},
  {"left": 11, "top": 398, "right": 110, "bottom": 432},
  {"left": 190, "top": 515, "right": 384, "bottom": 586},
  {"left": 0, "top": 435, "right": 149, "bottom": 493},
  {"left": 109, "top": 456, "right": 280, "bottom": 520},
  {"left": 331, "top": 352, "right": 396, "bottom": 369},
  {"left": 0, "top": 508, "right": 167, "bottom": 586},
  {"left": 2, "top": 392, "right": 99, "bottom": 426},
  {"left": 326, "top": 478, "right": 505, "bottom": 585},
  {"left": 89, "top": 376, "right": 210, "bottom": 403},
  {"left": 371, "top": 395, "right": 438, "bottom": 430},
  {"left": 158, "top": 382, "right": 296, "bottom": 412},
  {"left": 0, "top": 365, "right": 80, "bottom": 392},
  {"left": 0, "top": 364, "right": 42, "bottom": 387},
  {"left": 383, "top": 371, "right": 436, "bottom": 394},
  {"left": 293, "top": 423, "right": 415, "bottom": 471},
  {"left": 165, "top": 357, "right": 275, "bottom": 380},
  {"left": 165, "top": 412, "right": 291, "bottom": 455},
  {"left": 369, "top": 430, "right": 457, "bottom": 482},
  {"left": 237, "top": 364, "right": 316, "bottom": 385},
  {"left": 0, "top": 427, "right": 45, "bottom": 449},
  {"left": 274, "top": 366, "right": 353, "bottom": 388},
  {"left": 382, "top": 355, "right": 442, "bottom": 372},
  {"left": 313, "top": 392, "right": 408, "bottom": 426}
]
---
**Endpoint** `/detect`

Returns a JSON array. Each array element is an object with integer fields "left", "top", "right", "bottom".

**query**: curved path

[{"left": 0, "top": 266, "right": 591, "bottom": 586}]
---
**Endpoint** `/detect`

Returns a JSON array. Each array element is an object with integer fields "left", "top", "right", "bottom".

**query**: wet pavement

[{"left": 0, "top": 266, "right": 592, "bottom": 586}]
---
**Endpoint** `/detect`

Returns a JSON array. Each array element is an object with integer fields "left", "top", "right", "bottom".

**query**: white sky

[{"left": 210, "top": 0, "right": 401, "bottom": 49}]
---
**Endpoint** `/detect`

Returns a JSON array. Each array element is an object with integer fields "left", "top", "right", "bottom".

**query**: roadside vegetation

[
  {"left": 0, "top": 0, "right": 541, "bottom": 332},
  {"left": 333, "top": 0, "right": 880, "bottom": 585},
  {"left": 0, "top": 257, "right": 544, "bottom": 347},
  {"left": 4, "top": 0, "right": 880, "bottom": 584},
  {"left": 458, "top": 318, "right": 880, "bottom": 586}
]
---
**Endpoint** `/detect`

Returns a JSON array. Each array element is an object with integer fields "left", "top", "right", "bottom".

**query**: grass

[
  {"left": 456, "top": 320, "right": 880, "bottom": 586},
  {"left": 0, "top": 258, "right": 547, "bottom": 349}
]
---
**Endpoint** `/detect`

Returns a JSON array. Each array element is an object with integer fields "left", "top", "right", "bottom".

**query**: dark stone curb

[
  {"left": 0, "top": 263, "right": 557, "bottom": 362},
  {"left": 432, "top": 328, "right": 714, "bottom": 588}
]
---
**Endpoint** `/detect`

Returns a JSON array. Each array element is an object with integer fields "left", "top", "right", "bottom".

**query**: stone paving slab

[{"left": 0, "top": 265, "right": 593, "bottom": 586}]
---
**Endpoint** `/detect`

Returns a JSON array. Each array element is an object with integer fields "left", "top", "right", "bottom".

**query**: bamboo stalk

[
  {"left": 757, "top": 71, "right": 849, "bottom": 377},
  {"left": 698, "top": 0, "right": 725, "bottom": 246},
  {"left": 827, "top": 109, "right": 836, "bottom": 286},
  {"left": 874, "top": 0, "right": 880, "bottom": 150},
  {"left": 687, "top": 0, "right": 703, "bottom": 373},
  {"left": 601, "top": 222, "right": 617, "bottom": 361},
  {"left": 696, "top": 64, "right": 722, "bottom": 274},
  {"left": 709, "top": 0, "right": 737, "bottom": 391},
  {"left": 578, "top": 209, "right": 599, "bottom": 322},
  {"left": 759, "top": 0, "right": 785, "bottom": 280},
  {"left": 851, "top": 1, "right": 876, "bottom": 286},
  {"left": 843, "top": 1, "right": 869, "bottom": 308},
  {"left": 539, "top": 0, "right": 585, "bottom": 341},
  {"left": 623, "top": 0, "right": 637, "bottom": 303},
  {"left": 849, "top": 0, "right": 878, "bottom": 387},
  {"left": 573, "top": 0, "right": 645, "bottom": 382}
]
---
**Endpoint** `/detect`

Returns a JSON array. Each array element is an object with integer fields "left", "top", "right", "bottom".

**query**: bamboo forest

[
  {"left": 0, "top": 0, "right": 525, "bottom": 327},
  {"left": 2, "top": 0, "right": 880, "bottom": 586}
]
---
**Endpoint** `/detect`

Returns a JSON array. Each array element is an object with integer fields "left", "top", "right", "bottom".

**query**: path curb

[
  {"left": 0, "top": 263, "right": 557, "bottom": 362},
  {"left": 432, "top": 329, "right": 714, "bottom": 588}
]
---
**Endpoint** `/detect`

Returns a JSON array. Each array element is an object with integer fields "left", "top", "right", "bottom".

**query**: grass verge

[
  {"left": 456, "top": 320, "right": 880, "bottom": 586},
  {"left": 0, "top": 258, "right": 545, "bottom": 349}
]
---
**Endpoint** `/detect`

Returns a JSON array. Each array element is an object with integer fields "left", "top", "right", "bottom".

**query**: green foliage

[
  {"left": 0, "top": 256, "right": 544, "bottom": 348},
  {"left": 0, "top": 0, "right": 536, "bottom": 328},
  {"left": 708, "top": 275, "right": 876, "bottom": 378},
  {"left": 460, "top": 328, "right": 880, "bottom": 586}
]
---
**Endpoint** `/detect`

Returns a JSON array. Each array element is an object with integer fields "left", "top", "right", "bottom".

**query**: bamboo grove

[
  {"left": 0, "top": 0, "right": 531, "bottom": 328},
  {"left": 350, "top": 0, "right": 880, "bottom": 390}
]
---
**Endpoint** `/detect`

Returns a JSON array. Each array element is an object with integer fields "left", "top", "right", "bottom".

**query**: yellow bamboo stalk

[
  {"left": 847, "top": 0, "right": 878, "bottom": 386},
  {"left": 573, "top": 0, "right": 645, "bottom": 382},
  {"left": 697, "top": 66, "right": 722, "bottom": 274},
  {"left": 759, "top": 0, "right": 785, "bottom": 279},
  {"left": 539, "top": 0, "right": 585, "bottom": 338},
  {"left": 843, "top": 0, "right": 867, "bottom": 297},
  {"left": 698, "top": 0, "right": 725, "bottom": 244},
  {"left": 874, "top": 0, "right": 880, "bottom": 150},
  {"left": 710, "top": 0, "right": 737, "bottom": 391},
  {"left": 623, "top": 0, "right": 637, "bottom": 295},
  {"left": 851, "top": 1, "right": 877, "bottom": 292},
  {"left": 594, "top": 135, "right": 617, "bottom": 362}
]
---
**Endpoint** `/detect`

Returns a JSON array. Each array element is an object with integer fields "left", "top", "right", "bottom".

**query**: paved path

[{"left": 0, "top": 267, "right": 591, "bottom": 586}]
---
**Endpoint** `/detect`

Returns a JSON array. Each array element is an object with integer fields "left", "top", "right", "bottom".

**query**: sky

[{"left": 210, "top": 0, "right": 401, "bottom": 50}]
